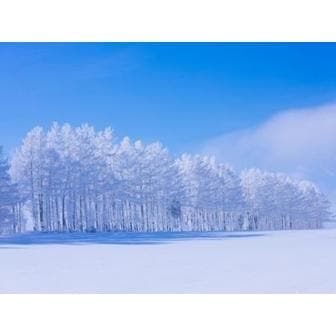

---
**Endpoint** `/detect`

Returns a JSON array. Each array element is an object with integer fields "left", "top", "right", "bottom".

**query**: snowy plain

[{"left": 0, "top": 228, "right": 336, "bottom": 293}]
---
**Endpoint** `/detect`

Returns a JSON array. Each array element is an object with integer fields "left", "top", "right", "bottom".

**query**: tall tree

[{"left": 0, "top": 147, "right": 21, "bottom": 233}]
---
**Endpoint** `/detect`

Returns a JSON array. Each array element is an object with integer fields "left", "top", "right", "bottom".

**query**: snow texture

[{"left": 0, "top": 228, "right": 335, "bottom": 293}]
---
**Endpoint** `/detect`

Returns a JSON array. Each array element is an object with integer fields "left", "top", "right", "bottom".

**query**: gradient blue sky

[{"left": 1, "top": 43, "right": 336, "bottom": 156}]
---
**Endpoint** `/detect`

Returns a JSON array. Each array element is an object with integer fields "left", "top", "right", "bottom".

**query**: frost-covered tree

[
  {"left": 10, "top": 126, "right": 49, "bottom": 231},
  {"left": 177, "top": 155, "right": 245, "bottom": 231},
  {"left": 240, "top": 169, "right": 329, "bottom": 230},
  {"left": 8, "top": 123, "right": 331, "bottom": 234},
  {"left": 0, "top": 147, "right": 22, "bottom": 233}
]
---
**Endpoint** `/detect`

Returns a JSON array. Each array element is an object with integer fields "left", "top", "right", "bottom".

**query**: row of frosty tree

[{"left": 0, "top": 123, "right": 330, "bottom": 234}]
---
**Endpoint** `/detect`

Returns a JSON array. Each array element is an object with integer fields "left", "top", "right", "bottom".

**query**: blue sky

[{"left": 1, "top": 43, "right": 336, "bottom": 156}]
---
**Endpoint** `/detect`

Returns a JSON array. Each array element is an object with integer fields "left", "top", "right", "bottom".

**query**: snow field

[{"left": 0, "top": 228, "right": 335, "bottom": 293}]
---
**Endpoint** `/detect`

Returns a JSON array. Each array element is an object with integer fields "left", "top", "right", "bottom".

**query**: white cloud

[{"left": 202, "top": 102, "right": 336, "bottom": 193}]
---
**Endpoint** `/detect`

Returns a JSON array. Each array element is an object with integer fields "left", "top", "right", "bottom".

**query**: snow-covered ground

[{"left": 0, "top": 228, "right": 336, "bottom": 293}]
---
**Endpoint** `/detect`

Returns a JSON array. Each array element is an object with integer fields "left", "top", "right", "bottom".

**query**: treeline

[{"left": 0, "top": 123, "right": 330, "bottom": 234}]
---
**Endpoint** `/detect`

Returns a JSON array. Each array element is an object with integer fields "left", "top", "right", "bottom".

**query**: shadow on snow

[{"left": 0, "top": 231, "right": 265, "bottom": 247}]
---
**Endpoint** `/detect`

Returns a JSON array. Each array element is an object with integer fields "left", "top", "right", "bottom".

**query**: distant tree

[{"left": 240, "top": 169, "right": 330, "bottom": 230}]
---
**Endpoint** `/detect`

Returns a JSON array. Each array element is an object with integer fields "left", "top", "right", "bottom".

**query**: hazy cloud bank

[{"left": 202, "top": 102, "right": 336, "bottom": 195}]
